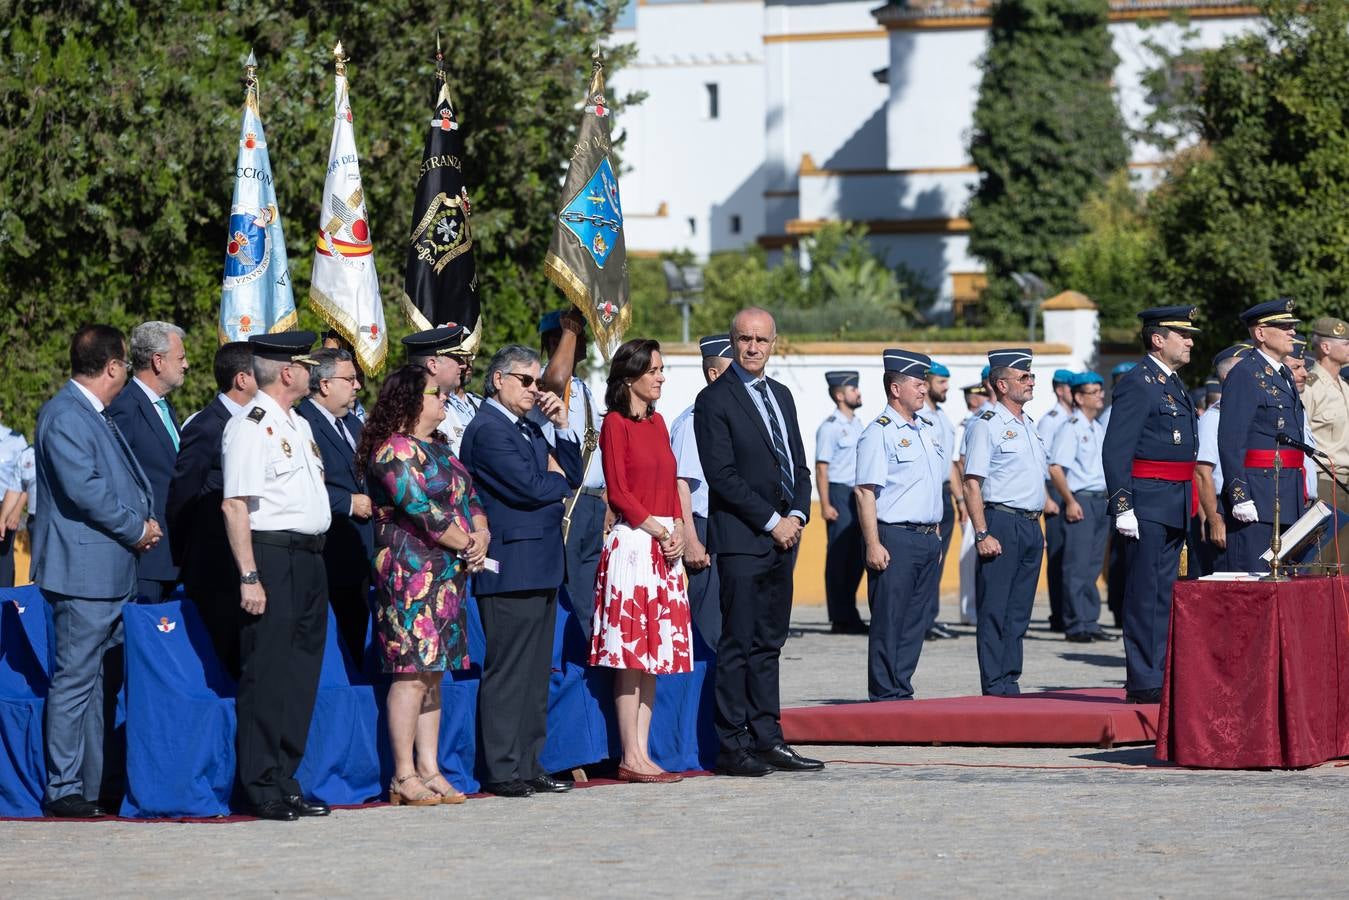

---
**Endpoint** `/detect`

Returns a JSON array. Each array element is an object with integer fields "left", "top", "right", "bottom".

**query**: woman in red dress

[{"left": 590, "top": 338, "right": 694, "bottom": 784}]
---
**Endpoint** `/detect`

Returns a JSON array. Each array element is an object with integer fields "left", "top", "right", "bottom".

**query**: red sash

[
  {"left": 1243, "top": 449, "right": 1304, "bottom": 469},
  {"left": 1131, "top": 459, "right": 1199, "bottom": 513}
]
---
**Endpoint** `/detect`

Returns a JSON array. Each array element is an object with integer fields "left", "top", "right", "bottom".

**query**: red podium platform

[{"left": 781, "top": 689, "right": 1158, "bottom": 748}]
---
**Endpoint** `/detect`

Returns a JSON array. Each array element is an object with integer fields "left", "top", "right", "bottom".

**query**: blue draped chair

[{"left": 0, "top": 586, "right": 51, "bottom": 817}]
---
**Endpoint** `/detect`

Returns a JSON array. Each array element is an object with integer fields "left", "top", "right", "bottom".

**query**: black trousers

[
  {"left": 1044, "top": 483, "right": 1065, "bottom": 629},
  {"left": 327, "top": 580, "right": 372, "bottom": 669},
  {"left": 185, "top": 572, "right": 243, "bottom": 680},
  {"left": 686, "top": 515, "right": 722, "bottom": 649},
  {"left": 0, "top": 529, "right": 14, "bottom": 588},
  {"left": 477, "top": 589, "right": 557, "bottom": 784},
  {"left": 715, "top": 546, "right": 796, "bottom": 753},
  {"left": 236, "top": 540, "right": 328, "bottom": 807},
  {"left": 823, "top": 483, "right": 865, "bottom": 627},
  {"left": 563, "top": 493, "right": 606, "bottom": 644}
]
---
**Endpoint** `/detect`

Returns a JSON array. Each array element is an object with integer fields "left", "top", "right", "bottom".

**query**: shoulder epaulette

[
  {"left": 979, "top": 410, "right": 995, "bottom": 420},
  {"left": 1047, "top": 408, "right": 1059, "bottom": 418},
  {"left": 826, "top": 413, "right": 838, "bottom": 423},
  {"left": 876, "top": 415, "right": 891, "bottom": 426},
  {"left": 1068, "top": 417, "right": 1079, "bottom": 425},
  {"left": 918, "top": 415, "right": 933, "bottom": 427},
  {"left": 247, "top": 407, "right": 266, "bottom": 423}
]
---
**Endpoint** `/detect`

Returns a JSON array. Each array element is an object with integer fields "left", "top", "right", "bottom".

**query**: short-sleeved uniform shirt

[
  {"left": 963, "top": 402, "right": 1049, "bottom": 511},
  {"left": 815, "top": 411, "right": 864, "bottom": 487},
  {"left": 1049, "top": 413, "right": 1106, "bottom": 493},
  {"left": 855, "top": 409, "right": 945, "bottom": 525},
  {"left": 222, "top": 390, "right": 331, "bottom": 535}
]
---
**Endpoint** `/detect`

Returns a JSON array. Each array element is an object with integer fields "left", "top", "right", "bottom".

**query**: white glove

[
  {"left": 1231, "top": 500, "right": 1258, "bottom": 523},
  {"left": 1115, "top": 508, "right": 1139, "bottom": 540}
]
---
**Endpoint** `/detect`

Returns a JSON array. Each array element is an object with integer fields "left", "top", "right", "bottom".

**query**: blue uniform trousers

[
  {"left": 562, "top": 491, "right": 606, "bottom": 643},
  {"left": 867, "top": 524, "right": 940, "bottom": 700},
  {"left": 823, "top": 483, "right": 866, "bottom": 627},
  {"left": 1060, "top": 494, "right": 1108, "bottom": 636},
  {"left": 1121, "top": 518, "right": 1185, "bottom": 692},
  {"left": 927, "top": 493, "right": 956, "bottom": 631},
  {"left": 686, "top": 514, "right": 722, "bottom": 648},
  {"left": 975, "top": 507, "right": 1043, "bottom": 696},
  {"left": 1044, "top": 484, "right": 1065, "bottom": 630},
  {"left": 1224, "top": 517, "right": 1274, "bottom": 574}
]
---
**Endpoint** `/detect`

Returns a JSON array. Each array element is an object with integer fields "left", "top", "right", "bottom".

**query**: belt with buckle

[
  {"left": 1075, "top": 489, "right": 1107, "bottom": 498},
  {"left": 577, "top": 486, "right": 605, "bottom": 498},
  {"left": 985, "top": 503, "right": 1042, "bottom": 520},
  {"left": 880, "top": 522, "right": 940, "bottom": 534},
  {"left": 252, "top": 530, "right": 325, "bottom": 553}
]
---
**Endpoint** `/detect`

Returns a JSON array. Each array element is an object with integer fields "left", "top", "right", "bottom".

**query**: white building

[{"left": 613, "top": 0, "right": 1261, "bottom": 314}]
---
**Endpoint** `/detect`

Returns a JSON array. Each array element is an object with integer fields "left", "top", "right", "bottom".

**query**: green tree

[
  {"left": 966, "top": 0, "right": 1129, "bottom": 319},
  {"left": 0, "top": 0, "right": 633, "bottom": 433},
  {"left": 1145, "top": 0, "right": 1349, "bottom": 353}
]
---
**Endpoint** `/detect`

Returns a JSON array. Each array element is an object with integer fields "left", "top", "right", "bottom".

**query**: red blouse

[{"left": 600, "top": 411, "right": 681, "bottom": 524}]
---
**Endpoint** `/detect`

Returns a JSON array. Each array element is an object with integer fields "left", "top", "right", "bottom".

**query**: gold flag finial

[
  {"left": 245, "top": 48, "right": 257, "bottom": 81},
  {"left": 244, "top": 49, "right": 259, "bottom": 112},
  {"left": 333, "top": 40, "right": 347, "bottom": 76}
]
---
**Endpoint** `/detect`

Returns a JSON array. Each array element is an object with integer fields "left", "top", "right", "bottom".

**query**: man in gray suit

[{"left": 33, "top": 324, "right": 161, "bottom": 817}]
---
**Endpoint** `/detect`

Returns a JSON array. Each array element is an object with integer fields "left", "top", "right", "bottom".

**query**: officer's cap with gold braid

[
  {"left": 1138, "top": 306, "right": 1201, "bottom": 334},
  {"left": 1239, "top": 298, "right": 1299, "bottom": 328},
  {"left": 249, "top": 330, "right": 318, "bottom": 365},
  {"left": 883, "top": 348, "right": 932, "bottom": 378},
  {"left": 402, "top": 325, "right": 469, "bottom": 357}
]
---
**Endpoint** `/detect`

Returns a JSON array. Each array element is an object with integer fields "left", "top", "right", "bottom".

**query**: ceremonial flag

[
  {"left": 219, "top": 51, "right": 296, "bottom": 343},
  {"left": 310, "top": 42, "right": 387, "bottom": 375},
  {"left": 400, "top": 38, "right": 481, "bottom": 353},
  {"left": 544, "top": 52, "right": 629, "bottom": 360}
]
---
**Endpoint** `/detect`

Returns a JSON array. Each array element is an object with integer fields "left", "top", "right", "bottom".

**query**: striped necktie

[{"left": 753, "top": 381, "right": 794, "bottom": 505}]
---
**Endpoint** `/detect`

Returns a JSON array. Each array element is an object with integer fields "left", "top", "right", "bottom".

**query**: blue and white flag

[{"left": 219, "top": 52, "right": 296, "bottom": 343}]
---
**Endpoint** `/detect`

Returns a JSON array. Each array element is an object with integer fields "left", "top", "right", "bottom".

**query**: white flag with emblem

[{"left": 310, "top": 43, "right": 387, "bottom": 375}]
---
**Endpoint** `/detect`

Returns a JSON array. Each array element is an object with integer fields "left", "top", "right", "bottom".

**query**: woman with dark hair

[
  {"left": 356, "top": 364, "right": 490, "bottom": 806},
  {"left": 590, "top": 338, "right": 694, "bottom": 784}
]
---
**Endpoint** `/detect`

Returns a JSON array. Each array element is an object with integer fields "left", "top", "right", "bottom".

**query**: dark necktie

[
  {"left": 753, "top": 381, "right": 794, "bottom": 505},
  {"left": 102, "top": 410, "right": 142, "bottom": 487},
  {"left": 334, "top": 416, "right": 355, "bottom": 451},
  {"left": 1280, "top": 365, "right": 1297, "bottom": 394}
]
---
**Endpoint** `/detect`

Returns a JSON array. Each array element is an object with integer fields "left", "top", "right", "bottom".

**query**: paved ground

[{"left": 5, "top": 597, "right": 1347, "bottom": 898}]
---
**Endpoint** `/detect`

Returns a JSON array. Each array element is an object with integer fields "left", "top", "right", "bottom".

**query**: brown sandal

[
  {"left": 389, "top": 774, "right": 439, "bottom": 807},
  {"left": 421, "top": 772, "right": 468, "bottom": 805}
]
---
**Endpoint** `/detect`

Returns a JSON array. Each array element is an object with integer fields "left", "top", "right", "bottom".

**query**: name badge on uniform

[
  {"left": 1276, "top": 417, "right": 1285, "bottom": 430},
  {"left": 281, "top": 438, "right": 293, "bottom": 458},
  {"left": 1172, "top": 429, "right": 1182, "bottom": 445}
]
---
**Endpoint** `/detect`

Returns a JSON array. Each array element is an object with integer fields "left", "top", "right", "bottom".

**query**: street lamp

[
  {"left": 663, "top": 260, "right": 704, "bottom": 344},
  {"left": 1011, "top": 272, "right": 1051, "bottom": 342}
]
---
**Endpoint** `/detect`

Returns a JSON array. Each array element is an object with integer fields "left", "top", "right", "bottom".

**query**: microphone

[{"left": 1275, "top": 432, "right": 1327, "bottom": 459}]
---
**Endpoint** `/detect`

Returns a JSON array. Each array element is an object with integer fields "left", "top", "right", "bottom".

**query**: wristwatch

[
  {"left": 974, "top": 530, "right": 990, "bottom": 542},
  {"left": 240, "top": 570, "right": 260, "bottom": 585}
]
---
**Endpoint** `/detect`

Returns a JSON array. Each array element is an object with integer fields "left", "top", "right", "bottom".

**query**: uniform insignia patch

[
  {"left": 310, "top": 440, "right": 321, "bottom": 458},
  {"left": 247, "top": 407, "right": 266, "bottom": 423},
  {"left": 1004, "top": 430, "right": 1017, "bottom": 439},
  {"left": 1265, "top": 366, "right": 1274, "bottom": 376},
  {"left": 876, "top": 415, "right": 891, "bottom": 426},
  {"left": 899, "top": 438, "right": 911, "bottom": 448},
  {"left": 1143, "top": 374, "right": 1153, "bottom": 383},
  {"left": 979, "top": 410, "right": 995, "bottom": 420},
  {"left": 1048, "top": 409, "right": 1058, "bottom": 417},
  {"left": 281, "top": 438, "right": 293, "bottom": 458},
  {"left": 918, "top": 415, "right": 932, "bottom": 427},
  {"left": 266, "top": 426, "right": 273, "bottom": 436}
]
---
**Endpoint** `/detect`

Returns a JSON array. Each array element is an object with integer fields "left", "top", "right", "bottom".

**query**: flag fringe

[
  {"left": 309, "top": 285, "right": 387, "bottom": 376},
  {"left": 544, "top": 251, "right": 631, "bottom": 362}
]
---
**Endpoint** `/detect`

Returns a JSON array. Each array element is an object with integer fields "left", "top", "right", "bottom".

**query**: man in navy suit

[
  {"left": 33, "top": 325, "right": 161, "bottom": 817},
  {"left": 694, "top": 307, "right": 823, "bottom": 776},
  {"left": 460, "top": 343, "right": 582, "bottom": 798},
  {"left": 297, "top": 347, "right": 373, "bottom": 664},
  {"left": 166, "top": 341, "right": 255, "bottom": 676},
  {"left": 1103, "top": 306, "right": 1200, "bottom": 705},
  {"left": 108, "top": 320, "right": 189, "bottom": 602}
]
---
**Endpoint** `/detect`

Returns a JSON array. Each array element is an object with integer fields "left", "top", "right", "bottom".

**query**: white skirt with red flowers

[{"left": 589, "top": 516, "right": 694, "bottom": 674}]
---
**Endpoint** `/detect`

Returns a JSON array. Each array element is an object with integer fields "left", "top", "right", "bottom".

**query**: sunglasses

[{"left": 502, "top": 372, "right": 539, "bottom": 388}]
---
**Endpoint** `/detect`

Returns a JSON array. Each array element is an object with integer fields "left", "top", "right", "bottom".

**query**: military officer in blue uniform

[
  {"left": 1194, "top": 344, "right": 1251, "bottom": 575},
  {"left": 855, "top": 349, "right": 946, "bottom": 700},
  {"left": 1048, "top": 372, "right": 1117, "bottom": 642},
  {"left": 1103, "top": 306, "right": 1200, "bottom": 704},
  {"left": 922, "top": 361, "right": 960, "bottom": 640},
  {"left": 670, "top": 333, "right": 735, "bottom": 648},
  {"left": 816, "top": 370, "right": 868, "bottom": 634},
  {"left": 1102, "top": 360, "right": 1137, "bottom": 625},
  {"left": 1038, "top": 369, "right": 1077, "bottom": 633},
  {"left": 1217, "top": 299, "right": 1307, "bottom": 573},
  {"left": 955, "top": 380, "right": 992, "bottom": 627},
  {"left": 962, "top": 348, "right": 1052, "bottom": 696}
]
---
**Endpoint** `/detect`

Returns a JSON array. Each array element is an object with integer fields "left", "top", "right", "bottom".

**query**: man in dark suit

[
  {"left": 34, "top": 325, "right": 161, "bottom": 817},
  {"left": 460, "top": 343, "right": 582, "bottom": 798},
  {"left": 166, "top": 341, "right": 255, "bottom": 676},
  {"left": 694, "top": 307, "right": 824, "bottom": 777},
  {"left": 108, "top": 320, "right": 189, "bottom": 602},
  {"left": 296, "top": 347, "right": 373, "bottom": 664}
]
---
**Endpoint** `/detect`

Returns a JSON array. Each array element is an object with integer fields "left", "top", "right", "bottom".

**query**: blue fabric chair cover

[
  {"left": 295, "top": 606, "right": 381, "bottom": 805},
  {"left": 0, "top": 587, "right": 51, "bottom": 817},
  {"left": 649, "top": 624, "right": 718, "bottom": 772},
  {"left": 540, "top": 586, "right": 611, "bottom": 774},
  {"left": 121, "top": 600, "right": 236, "bottom": 818}
]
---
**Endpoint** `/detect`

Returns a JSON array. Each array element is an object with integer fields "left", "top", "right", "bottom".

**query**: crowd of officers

[{"left": 812, "top": 301, "right": 1349, "bottom": 705}]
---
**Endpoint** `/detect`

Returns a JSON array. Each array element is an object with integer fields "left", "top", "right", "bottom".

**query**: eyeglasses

[
  {"left": 1076, "top": 387, "right": 1104, "bottom": 396},
  {"left": 327, "top": 375, "right": 360, "bottom": 385},
  {"left": 503, "top": 372, "right": 539, "bottom": 388},
  {"left": 1002, "top": 373, "right": 1035, "bottom": 384}
]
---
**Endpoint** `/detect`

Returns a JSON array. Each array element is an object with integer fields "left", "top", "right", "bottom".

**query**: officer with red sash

[
  {"left": 1216, "top": 298, "right": 1307, "bottom": 573},
  {"left": 1103, "top": 306, "right": 1200, "bottom": 704}
]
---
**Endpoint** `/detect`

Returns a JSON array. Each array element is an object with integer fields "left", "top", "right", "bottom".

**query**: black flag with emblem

[{"left": 400, "top": 38, "right": 481, "bottom": 353}]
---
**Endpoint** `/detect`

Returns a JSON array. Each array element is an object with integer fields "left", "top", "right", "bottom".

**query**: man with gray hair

[
  {"left": 108, "top": 320, "right": 189, "bottom": 601},
  {"left": 297, "top": 347, "right": 373, "bottom": 662},
  {"left": 1304, "top": 317, "right": 1349, "bottom": 503}
]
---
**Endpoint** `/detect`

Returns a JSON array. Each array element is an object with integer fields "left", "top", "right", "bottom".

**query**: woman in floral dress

[
  {"left": 589, "top": 339, "right": 694, "bottom": 784},
  {"left": 357, "top": 364, "right": 490, "bottom": 806}
]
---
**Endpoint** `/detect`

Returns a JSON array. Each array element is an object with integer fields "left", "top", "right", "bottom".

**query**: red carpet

[{"left": 781, "top": 688, "right": 1158, "bottom": 748}]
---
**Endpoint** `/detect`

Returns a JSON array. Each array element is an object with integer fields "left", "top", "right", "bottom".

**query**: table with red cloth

[{"left": 1156, "top": 576, "right": 1349, "bottom": 768}]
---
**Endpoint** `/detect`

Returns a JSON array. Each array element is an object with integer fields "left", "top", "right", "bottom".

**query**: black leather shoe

[
  {"left": 932, "top": 623, "right": 960, "bottom": 639},
  {"left": 525, "top": 775, "right": 572, "bottom": 794},
  {"left": 283, "top": 794, "right": 331, "bottom": 817},
  {"left": 252, "top": 799, "right": 299, "bottom": 821},
  {"left": 1126, "top": 688, "right": 1162, "bottom": 705},
  {"left": 1089, "top": 629, "right": 1120, "bottom": 642},
  {"left": 485, "top": 779, "right": 534, "bottom": 798},
  {"left": 756, "top": 743, "right": 825, "bottom": 772},
  {"left": 43, "top": 795, "right": 106, "bottom": 818},
  {"left": 714, "top": 750, "right": 773, "bottom": 777},
  {"left": 1065, "top": 632, "right": 1094, "bottom": 644},
  {"left": 830, "top": 621, "right": 869, "bottom": 635}
]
